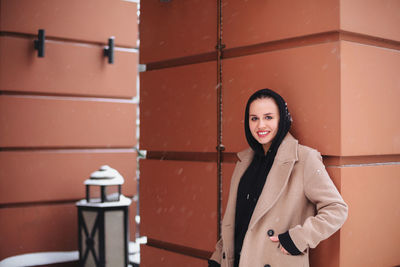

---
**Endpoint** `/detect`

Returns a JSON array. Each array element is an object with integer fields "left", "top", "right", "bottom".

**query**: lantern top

[{"left": 84, "top": 165, "right": 124, "bottom": 186}]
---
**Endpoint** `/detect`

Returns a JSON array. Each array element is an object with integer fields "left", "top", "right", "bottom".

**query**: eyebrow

[{"left": 249, "top": 113, "right": 275, "bottom": 116}]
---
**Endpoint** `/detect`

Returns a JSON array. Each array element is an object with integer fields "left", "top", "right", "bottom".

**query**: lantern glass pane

[
  {"left": 89, "top": 186, "right": 101, "bottom": 200},
  {"left": 82, "top": 210, "right": 100, "bottom": 266},
  {"left": 105, "top": 210, "right": 125, "bottom": 266},
  {"left": 105, "top": 185, "right": 120, "bottom": 202}
]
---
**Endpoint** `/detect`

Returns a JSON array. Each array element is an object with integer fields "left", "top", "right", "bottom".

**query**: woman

[{"left": 208, "top": 89, "right": 348, "bottom": 267}]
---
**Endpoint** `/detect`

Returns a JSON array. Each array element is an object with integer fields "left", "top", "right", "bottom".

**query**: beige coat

[{"left": 210, "top": 133, "right": 348, "bottom": 267}]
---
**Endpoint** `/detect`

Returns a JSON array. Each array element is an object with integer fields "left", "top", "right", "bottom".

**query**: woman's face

[{"left": 249, "top": 97, "right": 280, "bottom": 152}]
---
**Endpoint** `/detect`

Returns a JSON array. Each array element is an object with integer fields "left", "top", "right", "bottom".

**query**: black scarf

[{"left": 234, "top": 89, "right": 292, "bottom": 266}]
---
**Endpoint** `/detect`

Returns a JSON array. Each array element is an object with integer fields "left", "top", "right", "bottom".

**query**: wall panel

[
  {"left": 340, "top": 0, "right": 400, "bottom": 42},
  {"left": 0, "top": 95, "right": 136, "bottom": 148},
  {"left": 341, "top": 41, "right": 400, "bottom": 156},
  {"left": 0, "top": 0, "right": 137, "bottom": 47},
  {"left": 140, "top": 159, "right": 217, "bottom": 252},
  {"left": 223, "top": 0, "right": 339, "bottom": 49},
  {"left": 0, "top": 37, "right": 137, "bottom": 98},
  {"left": 0, "top": 150, "right": 137, "bottom": 204},
  {"left": 140, "top": 61, "right": 217, "bottom": 152},
  {"left": 340, "top": 164, "right": 400, "bottom": 267},
  {"left": 139, "top": 0, "right": 216, "bottom": 63},
  {"left": 0, "top": 204, "right": 77, "bottom": 260},
  {"left": 140, "top": 245, "right": 206, "bottom": 267},
  {"left": 223, "top": 42, "right": 341, "bottom": 155}
]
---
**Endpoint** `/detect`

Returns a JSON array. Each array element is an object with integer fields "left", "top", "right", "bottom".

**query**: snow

[
  {"left": 129, "top": 253, "right": 140, "bottom": 265},
  {"left": 0, "top": 251, "right": 79, "bottom": 267},
  {"left": 128, "top": 237, "right": 147, "bottom": 265},
  {"left": 90, "top": 165, "right": 118, "bottom": 179},
  {"left": 0, "top": 240, "right": 147, "bottom": 266},
  {"left": 85, "top": 165, "right": 124, "bottom": 186}
]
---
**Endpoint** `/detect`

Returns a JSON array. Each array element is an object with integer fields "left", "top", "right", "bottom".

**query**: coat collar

[{"left": 237, "top": 132, "right": 298, "bottom": 163}]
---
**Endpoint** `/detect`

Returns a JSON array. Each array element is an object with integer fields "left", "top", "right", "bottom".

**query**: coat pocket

[{"left": 273, "top": 245, "right": 308, "bottom": 267}]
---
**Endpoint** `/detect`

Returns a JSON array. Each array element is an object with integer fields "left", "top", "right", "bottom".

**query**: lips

[{"left": 257, "top": 131, "right": 270, "bottom": 138}]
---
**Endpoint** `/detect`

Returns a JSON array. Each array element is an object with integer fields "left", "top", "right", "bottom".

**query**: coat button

[
  {"left": 264, "top": 265, "right": 271, "bottom": 267},
  {"left": 222, "top": 252, "right": 226, "bottom": 259},
  {"left": 267, "top": 229, "right": 274, "bottom": 237}
]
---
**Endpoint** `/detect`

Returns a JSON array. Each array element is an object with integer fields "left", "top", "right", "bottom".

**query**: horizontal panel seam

[
  {"left": 145, "top": 51, "right": 217, "bottom": 71},
  {"left": 144, "top": 151, "right": 239, "bottom": 163},
  {"left": 0, "top": 31, "right": 138, "bottom": 50},
  {"left": 340, "top": 30, "right": 400, "bottom": 52},
  {"left": 0, "top": 199, "right": 81, "bottom": 209},
  {"left": 327, "top": 162, "right": 400, "bottom": 168},
  {"left": 0, "top": 93, "right": 137, "bottom": 103},
  {"left": 146, "top": 238, "right": 212, "bottom": 260},
  {"left": 143, "top": 30, "right": 400, "bottom": 70},
  {"left": 0, "top": 92, "right": 137, "bottom": 102}
]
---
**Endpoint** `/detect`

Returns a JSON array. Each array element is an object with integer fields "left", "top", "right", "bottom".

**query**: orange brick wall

[
  {"left": 0, "top": 0, "right": 138, "bottom": 261},
  {"left": 139, "top": 1, "right": 400, "bottom": 266}
]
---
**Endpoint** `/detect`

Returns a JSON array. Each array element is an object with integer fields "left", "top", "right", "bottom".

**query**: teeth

[{"left": 258, "top": 131, "right": 268, "bottom": 135}]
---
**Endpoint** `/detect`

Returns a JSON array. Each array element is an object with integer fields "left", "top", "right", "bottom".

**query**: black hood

[{"left": 244, "top": 88, "right": 292, "bottom": 155}]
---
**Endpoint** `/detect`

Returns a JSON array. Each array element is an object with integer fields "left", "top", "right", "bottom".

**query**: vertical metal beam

[{"left": 216, "top": 0, "right": 225, "bottom": 240}]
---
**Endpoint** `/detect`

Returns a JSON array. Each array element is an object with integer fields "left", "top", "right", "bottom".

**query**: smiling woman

[{"left": 208, "top": 88, "right": 348, "bottom": 267}]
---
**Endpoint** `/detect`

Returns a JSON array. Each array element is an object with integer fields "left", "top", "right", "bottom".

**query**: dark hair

[{"left": 244, "top": 88, "right": 292, "bottom": 155}]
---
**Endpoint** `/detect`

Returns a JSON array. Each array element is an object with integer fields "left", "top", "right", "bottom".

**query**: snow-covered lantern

[{"left": 76, "top": 165, "right": 131, "bottom": 267}]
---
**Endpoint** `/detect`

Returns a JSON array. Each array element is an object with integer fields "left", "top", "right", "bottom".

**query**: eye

[
  {"left": 250, "top": 117, "right": 258, "bottom": 121},
  {"left": 265, "top": 116, "right": 273, "bottom": 120}
]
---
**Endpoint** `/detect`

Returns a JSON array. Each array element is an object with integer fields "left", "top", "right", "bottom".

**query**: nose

[{"left": 258, "top": 118, "right": 267, "bottom": 128}]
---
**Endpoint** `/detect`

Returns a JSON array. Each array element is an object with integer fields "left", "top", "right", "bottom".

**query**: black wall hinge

[
  {"left": 34, "top": 29, "right": 45, "bottom": 58},
  {"left": 104, "top": 37, "right": 115, "bottom": 64}
]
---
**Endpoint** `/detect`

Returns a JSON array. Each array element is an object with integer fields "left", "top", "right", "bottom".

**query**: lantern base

[{"left": 77, "top": 197, "right": 131, "bottom": 267}]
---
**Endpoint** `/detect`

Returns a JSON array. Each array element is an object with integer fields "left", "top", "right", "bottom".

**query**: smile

[{"left": 257, "top": 131, "right": 270, "bottom": 137}]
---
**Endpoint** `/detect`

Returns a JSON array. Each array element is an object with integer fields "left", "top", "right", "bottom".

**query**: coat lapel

[{"left": 249, "top": 133, "right": 298, "bottom": 230}]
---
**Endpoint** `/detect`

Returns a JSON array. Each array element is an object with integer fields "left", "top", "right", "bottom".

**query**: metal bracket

[
  {"left": 216, "top": 144, "right": 225, "bottom": 151},
  {"left": 104, "top": 37, "right": 115, "bottom": 64},
  {"left": 34, "top": 29, "right": 45, "bottom": 58},
  {"left": 215, "top": 43, "right": 226, "bottom": 50}
]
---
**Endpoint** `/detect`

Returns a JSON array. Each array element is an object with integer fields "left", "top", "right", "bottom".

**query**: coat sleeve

[
  {"left": 209, "top": 238, "right": 223, "bottom": 263},
  {"left": 288, "top": 149, "right": 348, "bottom": 252}
]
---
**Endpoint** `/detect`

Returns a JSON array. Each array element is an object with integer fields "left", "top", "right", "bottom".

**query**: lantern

[{"left": 77, "top": 165, "right": 132, "bottom": 267}]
